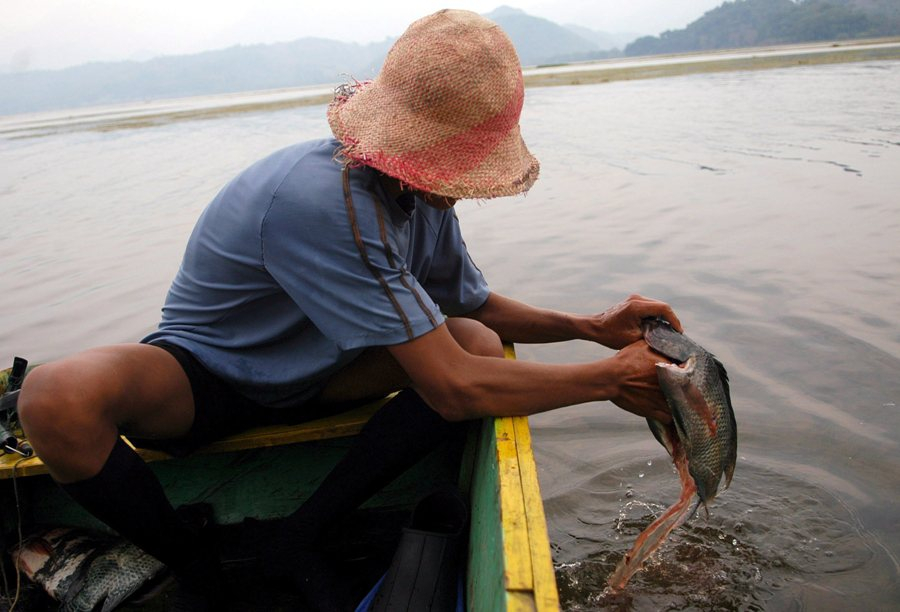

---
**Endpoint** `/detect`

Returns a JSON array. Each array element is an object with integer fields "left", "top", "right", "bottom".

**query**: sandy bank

[{"left": 522, "top": 37, "right": 900, "bottom": 88}]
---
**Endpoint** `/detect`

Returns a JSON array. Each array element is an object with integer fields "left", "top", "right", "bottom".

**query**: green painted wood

[
  {"left": 466, "top": 417, "right": 507, "bottom": 612},
  {"left": 7, "top": 436, "right": 463, "bottom": 533}
]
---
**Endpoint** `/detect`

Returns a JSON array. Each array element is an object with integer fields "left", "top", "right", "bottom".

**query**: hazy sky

[{"left": 2, "top": 0, "right": 725, "bottom": 73}]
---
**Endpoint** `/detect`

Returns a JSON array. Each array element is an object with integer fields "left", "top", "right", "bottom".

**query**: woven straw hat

[{"left": 328, "top": 9, "right": 539, "bottom": 199}]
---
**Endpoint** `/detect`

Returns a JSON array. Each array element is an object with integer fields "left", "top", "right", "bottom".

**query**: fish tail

[{"left": 687, "top": 496, "right": 707, "bottom": 521}]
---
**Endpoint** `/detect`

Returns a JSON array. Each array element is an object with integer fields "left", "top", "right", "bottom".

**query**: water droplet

[
  {"left": 638, "top": 472, "right": 645, "bottom": 478},
  {"left": 625, "top": 489, "right": 634, "bottom": 498},
  {"left": 732, "top": 538, "right": 738, "bottom": 546},
  {"left": 646, "top": 459, "right": 653, "bottom": 466}
]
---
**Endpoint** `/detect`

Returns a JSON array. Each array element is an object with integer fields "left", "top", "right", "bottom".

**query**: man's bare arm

[
  {"left": 387, "top": 322, "right": 672, "bottom": 424},
  {"left": 465, "top": 292, "right": 683, "bottom": 349}
]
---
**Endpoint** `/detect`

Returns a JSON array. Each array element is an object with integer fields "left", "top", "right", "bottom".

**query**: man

[{"left": 19, "top": 9, "right": 680, "bottom": 611}]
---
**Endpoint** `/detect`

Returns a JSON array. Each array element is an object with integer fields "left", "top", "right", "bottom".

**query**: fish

[
  {"left": 607, "top": 317, "right": 737, "bottom": 590},
  {"left": 644, "top": 317, "right": 737, "bottom": 508},
  {"left": 10, "top": 526, "right": 166, "bottom": 612}
]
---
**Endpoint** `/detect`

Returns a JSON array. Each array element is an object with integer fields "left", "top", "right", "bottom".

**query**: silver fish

[{"left": 11, "top": 527, "right": 165, "bottom": 612}]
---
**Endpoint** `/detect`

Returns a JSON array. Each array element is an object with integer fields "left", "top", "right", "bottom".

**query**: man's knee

[
  {"left": 18, "top": 362, "right": 98, "bottom": 444},
  {"left": 446, "top": 317, "right": 504, "bottom": 358}
]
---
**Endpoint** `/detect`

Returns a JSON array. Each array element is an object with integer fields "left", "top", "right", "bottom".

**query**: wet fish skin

[
  {"left": 642, "top": 317, "right": 737, "bottom": 506},
  {"left": 65, "top": 539, "right": 166, "bottom": 612},
  {"left": 12, "top": 527, "right": 165, "bottom": 612}
]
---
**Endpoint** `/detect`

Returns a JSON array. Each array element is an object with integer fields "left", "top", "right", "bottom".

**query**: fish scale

[{"left": 11, "top": 527, "right": 165, "bottom": 612}]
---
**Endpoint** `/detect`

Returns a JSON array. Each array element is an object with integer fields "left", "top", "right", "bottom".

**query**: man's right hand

[{"left": 606, "top": 339, "right": 673, "bottom": 424}]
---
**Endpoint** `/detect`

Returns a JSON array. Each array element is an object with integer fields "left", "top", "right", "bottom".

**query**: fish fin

[
  {"left": 670, "top": 402, "right": 691, "bottom": 446},
  {"left": 687, "top": 496, "right": 706, "bottom": 521},
  {"left": 714, "top": 356, "right": 738, "bottom": 489},
  {"left": 712, "top": 356, "right": 730, "bottom": 384},
  {"left": 646, "top": 418, "right": 675, "bottom": 457},
  {"left": 724, "top": 460, "right": 736, "bottom": 490}
]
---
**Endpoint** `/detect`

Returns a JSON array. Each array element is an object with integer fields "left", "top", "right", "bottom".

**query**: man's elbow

[{"left": 420, "top": 382, "right": 489, "bottom": 422}]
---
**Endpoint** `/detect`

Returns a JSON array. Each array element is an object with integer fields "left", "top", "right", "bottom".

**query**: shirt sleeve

[
  {"left": 260, "top": 168, "right": 445, "bottom": 351},
  {"left": 421, "top": 208, "right": 491, "bottom": 316}
]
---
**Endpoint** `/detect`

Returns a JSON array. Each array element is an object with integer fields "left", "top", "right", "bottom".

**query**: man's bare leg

[
  {"left": 17, "top": 344, "right": 220, "bottom": 610},
  {"left": 18, "top": 343, "right": 195, "bottom": 482}
]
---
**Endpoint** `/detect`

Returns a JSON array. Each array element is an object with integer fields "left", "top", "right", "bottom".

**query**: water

[{"left": 2, "top": 59, "right": 899, "bottom": 610}]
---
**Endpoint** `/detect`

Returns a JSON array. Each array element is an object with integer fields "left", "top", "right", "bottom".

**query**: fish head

[
  {"left": 655, "top": 355, "right": 697, "bottom": 390},
  {"left": 643, "top": 317, "right": 702, "bottom": 363}
]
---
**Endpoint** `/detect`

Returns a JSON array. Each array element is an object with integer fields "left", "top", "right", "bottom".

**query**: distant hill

[
  {"left": 626, "top": 0, "right": 900, "bottom": 56},
  {"left": 484, "top": 6, "right": 609, "bottom": 65},
  {"left": 563, "top": 24, "right": 642, "bottom": 51},
  {"left": 0, "top": 6, "right": 630, "bottom": 115},
  {"left": 0, "top": 37, "right": 393, "bottom": 116}
]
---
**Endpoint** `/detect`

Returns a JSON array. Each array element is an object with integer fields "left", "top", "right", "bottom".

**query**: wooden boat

[{"left": 0, "top": 346, "right": 560, "bottom": 610}]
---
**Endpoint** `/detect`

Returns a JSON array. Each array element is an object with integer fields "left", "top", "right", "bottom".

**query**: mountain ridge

[{"left": 2, "top": 2, "right": 898, "bottom": 115}]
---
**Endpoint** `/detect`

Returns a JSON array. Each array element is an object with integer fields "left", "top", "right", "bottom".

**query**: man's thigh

[{"left": 31, "top": 343, "right": 197, "bottom": 439}]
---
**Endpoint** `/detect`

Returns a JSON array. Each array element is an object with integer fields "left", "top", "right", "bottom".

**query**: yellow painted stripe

[
  {"left": 496, "top": 415, "right": 534, "bottom": 591},
  {"left": 0, "top": 398, "right": 387, "bottom": 480},
  {"left": 506, "top": 590, "right": 539, "bottom": 611},
  {"left": 494, "top": 344, "right": 561, "bottom": 610},
  {"left": 513, "top": 416, "right": 561, "bottom": 610}
]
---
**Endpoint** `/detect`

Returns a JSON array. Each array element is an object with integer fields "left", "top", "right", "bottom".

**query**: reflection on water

[{"left": 2, "top": 59, "right": 899, "bottom": 609}]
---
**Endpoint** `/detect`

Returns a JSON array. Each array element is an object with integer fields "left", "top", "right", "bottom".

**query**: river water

[{"left": 2, "top": 59, "right": 899, "bottom": 610}]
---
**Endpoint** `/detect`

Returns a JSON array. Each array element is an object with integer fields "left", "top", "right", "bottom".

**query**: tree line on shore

[{"left": 625, "top": 0, "right": 900, "bottom": 56}]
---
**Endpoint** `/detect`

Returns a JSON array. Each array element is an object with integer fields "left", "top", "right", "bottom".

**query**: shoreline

[
  {"left": 3, "top": 37, "right": 900, "bottom": 138},
  {"left": 522, "top": 37, "right": 900, "bottom": 88}
]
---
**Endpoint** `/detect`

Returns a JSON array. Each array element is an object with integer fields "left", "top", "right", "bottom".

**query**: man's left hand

[{"left": 591, "top": 294, "right": 683, "bottom": 350}]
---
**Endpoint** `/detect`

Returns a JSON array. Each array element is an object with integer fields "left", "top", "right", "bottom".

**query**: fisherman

[{"left": 17, "top": 9, "right": 680, "bottom": 611}]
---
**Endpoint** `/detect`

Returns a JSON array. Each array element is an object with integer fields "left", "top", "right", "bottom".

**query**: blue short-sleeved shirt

[{"left": 143, "top": 138, "right": 490, "bottom": 407}]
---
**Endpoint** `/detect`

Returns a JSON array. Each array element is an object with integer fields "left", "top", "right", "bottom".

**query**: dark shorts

[{"left": 131, "top": 341, "right": 350, "bottom": 457}]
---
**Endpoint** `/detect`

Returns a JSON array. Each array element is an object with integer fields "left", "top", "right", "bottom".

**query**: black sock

[
  {"left": 271, "top": 389, "right": 465, "bottom": 608},
  {"left": 60, "top": 437, "right": 211, "bottom": 575}
]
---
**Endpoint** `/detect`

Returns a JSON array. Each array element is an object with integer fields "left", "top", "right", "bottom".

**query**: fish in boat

[{"left": 10, "top": 526, "right": 165, "bottom": 612}]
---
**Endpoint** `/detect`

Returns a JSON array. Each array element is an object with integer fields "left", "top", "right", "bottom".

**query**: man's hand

[
  {"left": 591, "top": 294, "right": 683, "bottom": 350},
  {"left": 606, "top": 339, "right": 673, "bottom": 424}
]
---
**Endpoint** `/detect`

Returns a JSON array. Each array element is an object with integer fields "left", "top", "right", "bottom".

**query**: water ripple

[{"left": 553, "top": 462, "right": 897, "bottom": 611}]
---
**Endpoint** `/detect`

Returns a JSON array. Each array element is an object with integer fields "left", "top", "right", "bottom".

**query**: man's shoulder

[
  {"left": 256, "top": 138, "right": 340, "bottom": 176},
  {"left": 410, "top": 199, "right": 459, "bottom": 238}
]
